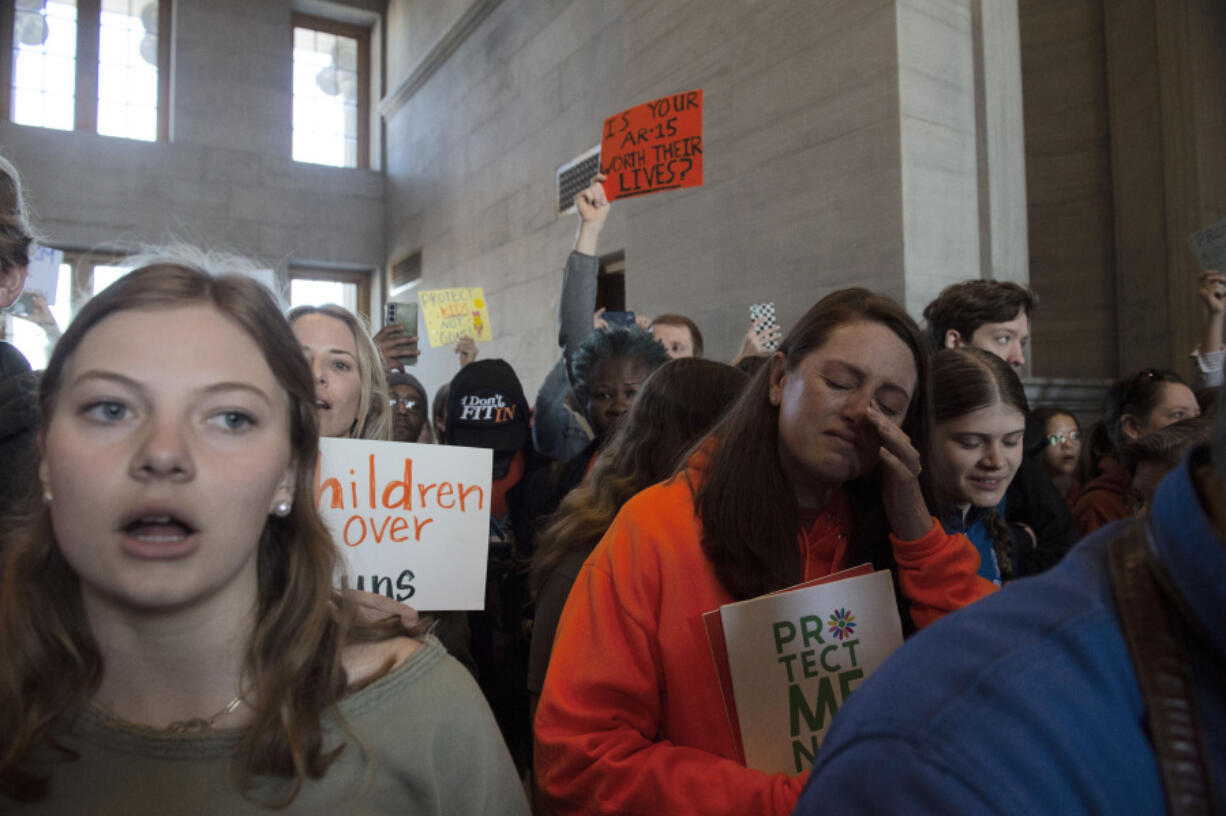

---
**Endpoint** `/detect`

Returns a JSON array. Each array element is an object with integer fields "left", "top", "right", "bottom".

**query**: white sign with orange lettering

[{"left": 315, "top": 437, "right": 492, "bottom": 610}]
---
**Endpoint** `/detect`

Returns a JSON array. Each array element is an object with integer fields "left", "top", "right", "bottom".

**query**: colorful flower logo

[{"left": 828, "top": 608, "right": 856, "bottom": 640}]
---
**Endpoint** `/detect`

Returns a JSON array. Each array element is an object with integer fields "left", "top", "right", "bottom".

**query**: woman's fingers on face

[
  {"left": 867, "top": 406, "right": 919, "bottom": 468},
  {"left": 878, "top": 445, "right": 915, "bottom": 482}
]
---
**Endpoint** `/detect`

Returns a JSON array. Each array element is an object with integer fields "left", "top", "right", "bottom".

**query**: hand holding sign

[
  {"left": 600, "top": 90, "right": 703, "bottom": 201},
  {"left": 1199, "top": 269, "right": 1226, "bottom": 355},
  {"left": 574, "top": 173, "right": 611, "bottom": 224},
  {"left": 455, "top": 335, "right": 479, "bottom": 367},
  {"left": 1199, "top": 270, "right": 1226, "bottom": 316},
  {"left": 573, "top": 173, "right": 610, "bottom": 256},
  {"left": 712, "top": 566, "right": 903, "bottom": 774}
]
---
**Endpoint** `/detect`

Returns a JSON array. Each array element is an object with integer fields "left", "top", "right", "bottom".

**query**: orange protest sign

[{"left": 600, "top": 89, "right": 703, "bottom": 201}]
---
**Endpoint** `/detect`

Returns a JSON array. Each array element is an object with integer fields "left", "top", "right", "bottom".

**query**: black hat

[
  {"left": 446, "top": 359, "right": 530, "bottom": 455},
  {"left": 387, "top": 370, "right": 427, "bottom": 398}
]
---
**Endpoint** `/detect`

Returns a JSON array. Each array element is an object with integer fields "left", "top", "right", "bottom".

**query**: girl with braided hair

[{"left": 928, "top": 346, "right": 1030, "bottom": 584}]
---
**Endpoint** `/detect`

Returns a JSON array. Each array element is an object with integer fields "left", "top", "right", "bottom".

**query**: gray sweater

[{"left": 11, "top": 639, "right": 529, "bottom": 815}]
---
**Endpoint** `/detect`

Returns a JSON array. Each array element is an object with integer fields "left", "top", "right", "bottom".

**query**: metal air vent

[
  {"left": 390, "top": 249, "right": 422, "bottom": 292},
  {"left": 556, "top": 145, "right": 601, "bottom": 216}
]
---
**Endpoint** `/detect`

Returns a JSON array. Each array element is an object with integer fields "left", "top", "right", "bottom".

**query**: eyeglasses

[
  {"left": 388, "top": 397, "right": 421, "bottom": 411},
  {"left": 1046, "top": 431, "right": 1082, "bottom": 446}
]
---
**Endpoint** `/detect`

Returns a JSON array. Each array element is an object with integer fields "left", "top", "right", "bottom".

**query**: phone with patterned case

[{"left": 749, "top": 302, "right": 780, "bottom": 351}]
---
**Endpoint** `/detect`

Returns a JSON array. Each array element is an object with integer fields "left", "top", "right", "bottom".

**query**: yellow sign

[{"left": 417, "top": 287, "right": 493, "bottom": 347}]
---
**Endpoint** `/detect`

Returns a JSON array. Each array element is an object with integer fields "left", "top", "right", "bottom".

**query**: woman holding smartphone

[
  {"left": 0, "top": 262, "right": 526, "bottom": 812},
  {"left": 534, "top": 288, "right": 997, "bottom": 816}
]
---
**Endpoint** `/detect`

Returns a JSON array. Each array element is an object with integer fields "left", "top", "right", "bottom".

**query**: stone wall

[
  {"left": 383, "top": 0, "right": 1026, "bottom": 397},
  {"left": 1, "top": 0, "right": 386, "bottom": 296}
]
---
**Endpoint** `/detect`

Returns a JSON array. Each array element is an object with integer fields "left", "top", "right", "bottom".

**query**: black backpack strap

[{"left": 1108, "top": 522, "right": 1217, "bottom": 815}]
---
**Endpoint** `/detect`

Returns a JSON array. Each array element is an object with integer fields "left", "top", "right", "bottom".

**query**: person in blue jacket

[{"left": 794, "top": 380, "right": 1226, "bottom": 814}]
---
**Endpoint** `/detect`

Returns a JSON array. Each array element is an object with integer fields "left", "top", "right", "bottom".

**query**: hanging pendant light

[{"left": 15, "top": 9, "right": 49, "bottom": 47}]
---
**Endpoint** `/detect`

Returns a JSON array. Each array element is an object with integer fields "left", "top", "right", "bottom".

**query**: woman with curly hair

[
  {"left": 0, "top": 262, "right": 526, "bottom": 812},
  {"left": 525, "top": 327, "right": 670, "bottom": 531}
]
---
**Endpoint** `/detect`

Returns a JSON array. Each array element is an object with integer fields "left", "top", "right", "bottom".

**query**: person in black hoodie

[
  {"left": 444, "top": 358, "right": 543, "bottom": 774},
  {"left": 0, "top": 155, "right": 38, "bottom": 523}
]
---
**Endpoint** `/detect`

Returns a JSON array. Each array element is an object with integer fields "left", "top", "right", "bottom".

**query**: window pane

[
  {"left": 97, "top": 0, "right": 158, "bottom": 141},
  {"left": 293, "top": 25, "right": 361, "bottom": 168},
  {"left": 92, "top": 264, "right": 132, "bottom": 295},
  {"left": 11, "top": 0, "right": 78, "bottom": 131},
  {"left": 4, "top": 262, "right": 71, "bottom": 371},
  {"left": 291, "top": 278, "right": 357, "bottom": 313},
  {"left": 6, "top": 312, "right": 52, "bottom": 370},
  {"left": 51, "top": 261, "right": 73, "bottom": 328}
]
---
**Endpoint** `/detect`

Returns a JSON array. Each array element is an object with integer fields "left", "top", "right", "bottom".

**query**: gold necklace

[{"left": 90, "top": 694, "right": 245, "bottom": 734}]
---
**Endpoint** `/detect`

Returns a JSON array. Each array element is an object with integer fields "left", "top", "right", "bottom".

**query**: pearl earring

[
  {"left": 42, "top": 490, "right": 53, "bottom": 505},
  {"left": 273, "top": 500, "right": 292, "bottom": 517}
]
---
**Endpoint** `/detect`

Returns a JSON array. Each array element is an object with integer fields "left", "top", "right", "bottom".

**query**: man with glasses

[{"left": 387, "top": 370, "right": 431, "bottom": 443}]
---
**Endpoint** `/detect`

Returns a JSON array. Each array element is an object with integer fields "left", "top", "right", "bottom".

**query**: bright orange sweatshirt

[{"left": 535, "top": 469, "right": 997, "bottom": 816}]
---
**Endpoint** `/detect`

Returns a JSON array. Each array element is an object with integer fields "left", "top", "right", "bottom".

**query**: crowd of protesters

[{"left": 0, "top": 155, "right": 1222, "bottom": 815}]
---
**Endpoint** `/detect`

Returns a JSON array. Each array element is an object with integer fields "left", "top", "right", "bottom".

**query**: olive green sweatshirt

[{"left": 7, "top": 638, "right": 529, "bottom": 815}]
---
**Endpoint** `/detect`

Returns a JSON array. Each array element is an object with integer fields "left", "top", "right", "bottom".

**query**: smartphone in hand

[
  {"left": 11, "top": 292, "right": 35, "bottom": 317},
  {"left": 749, "top": 302, "right": 781, "bottom": 351},
  {"left": 385, "top": 301, "right": 419, "bottom": 366},
  {"left": 603, "top": 310, "right": 636, "bottom": 329}
]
